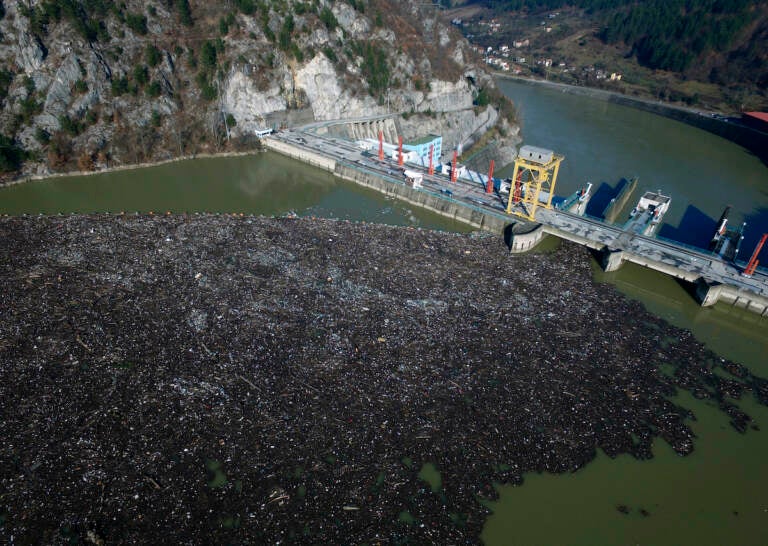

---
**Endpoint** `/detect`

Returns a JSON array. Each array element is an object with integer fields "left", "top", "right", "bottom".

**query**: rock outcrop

[{"left": 0, "top": 0, "right": 520, "bottom": 177}]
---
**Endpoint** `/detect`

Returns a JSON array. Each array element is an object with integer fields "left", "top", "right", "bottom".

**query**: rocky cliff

[{"left": 0, "top": 0, "right": 519, "bottom": 178}]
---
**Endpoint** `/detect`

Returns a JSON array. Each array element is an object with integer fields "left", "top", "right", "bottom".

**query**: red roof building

[{"left": 742, "top": 111, "right": 768, "bottom": 131}]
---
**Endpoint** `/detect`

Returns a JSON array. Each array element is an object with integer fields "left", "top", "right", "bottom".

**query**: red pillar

[
  {"left": 378, "top": 131, "right": 384, "bottom": 161},
  {"left": 486, "top": 159, "right": 495, "bottom": 194},
  {"left": 451, "top": 150, "right": 458, "bottom": 183},
  {"left": 428, "top": 144, "right": 434, "bottom": 175},
  {"left": 745, "top": 233, "right": 767, "bottom": 276},
  {"left": 398, "top": 136, "right": 404, "bottom": 166},
  {"left": 513, "top": 169, "right": 523, "bottom": 203}
]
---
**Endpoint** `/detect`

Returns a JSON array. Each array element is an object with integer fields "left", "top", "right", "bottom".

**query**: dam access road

[{"left": 265, "top": 125, "right": 768, "bottom": 315}]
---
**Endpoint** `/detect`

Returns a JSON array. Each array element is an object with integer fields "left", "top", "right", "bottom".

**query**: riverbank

[
  {"left": 2, "top": 214, "right": 766, "bottom": 544},
  {"left": 496, "top": 75, "right": 768, "bottom": 165},
  {"left": 0, "top": 147, "right": 265, "bottom": 189}
]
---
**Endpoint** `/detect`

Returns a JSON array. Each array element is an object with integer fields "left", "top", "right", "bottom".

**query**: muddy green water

[
  {"left": 0, "top": 152, "right": 469, "bottom": 232},
  {"left": 1, "top": 80, "right": 767, "bottom": 545},
  {"left": 481, "top": 79, "right": 768, "bottom": 546},
  {"left": 497, "top": 78, "right": 768, "bottom": 254}
]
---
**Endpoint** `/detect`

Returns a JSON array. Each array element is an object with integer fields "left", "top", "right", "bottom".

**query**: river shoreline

[
  {"left": 0, "top": 147, "right": 266, "bottom": 189},
  {"left": 495, "top": 75, "right": 768, "bottom": 164}
]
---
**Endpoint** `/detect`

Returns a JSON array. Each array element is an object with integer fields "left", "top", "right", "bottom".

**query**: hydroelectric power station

[{"left": 263, "top": 118, "right": 768, "bottom": 316}]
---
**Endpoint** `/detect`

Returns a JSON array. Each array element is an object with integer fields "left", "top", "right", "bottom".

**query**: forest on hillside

[{"left": 469, "top": 0, "right": 768, "bottom": 88}]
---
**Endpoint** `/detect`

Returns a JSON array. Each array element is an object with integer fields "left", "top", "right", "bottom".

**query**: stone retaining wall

[
  {"left": 334, "top": 164, "right": 512, "bottom": 234},
  {"left": 263, "top": 138, "right": 337, "bottom": 172}
]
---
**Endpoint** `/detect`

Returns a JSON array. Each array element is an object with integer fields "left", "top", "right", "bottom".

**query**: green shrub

[
  {"left": 0, "top": 134, "right": 24, "bottom": 173},
  {"left": 146, "top": 44, "right": 161, "bottom": 67},
  {"left": 176, "top": 0, "right": 193, "bottom": 26},
  {"left": 35, "top": 127, "right": 51, "bottom": 145},
  {"left": 291, "top": 43, "right": 303, "bottom": 62},
  {"left": 201, "top": 83, "right": 217, "bottom": 101},
  {"left": 19, "top": 96, "right": 42, "bottom": 123},
  {"left": 147, "top": 81, "right": 162, "bottom": 97},
  {"left": 235, "top": 0, "right": 255, "bottom": 15},
  {"left": 322, "top": 46, "right": 337, "bottom": 63},
  {"left": 196, "top": 73, "right": 217, "bottom": 101},
  {"left": 0, "top": 69, "right": 14, "bottom": 101},
  {"left": 319, "top": 7, "right": 338, "bottom": 31},
  {"left": 111, "top": 76, "right": 129, "bottom": 96},
  {"left": 263, "top": 24, "right": 275, "bottom": 42},
  {"left": 74, "top": 79, "right": 88, "bottom": 93},
  {"left": 58, "top": 114, "right": 82, "bottom": 136},
  {"left": 474, "top": 87, "right": 490, "bottom": 107},
  {"left": 133, "top": 65, "right": 149, "bottom": 87},
  {"left": 200, "top": 41, "right": 218, "bottom": 70},
  {"left": 126, "top": 12, "right": 148, "bottom": 35},
  {"left": 279, "top": 15, "right": 294, "bottom": 50}
]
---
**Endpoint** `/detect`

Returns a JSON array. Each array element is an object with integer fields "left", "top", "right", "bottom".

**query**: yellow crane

[{"left": 506, "top": 145, "right": 564, "bottom": 222}]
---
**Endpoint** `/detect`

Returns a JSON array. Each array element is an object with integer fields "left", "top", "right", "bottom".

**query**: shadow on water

[
  {"left": 585, "top": 178, "right": 629, "bottom": 219},
  {"left": 738, "top": 207, "right": 768, "bottom": 264},
  {"left": 657, "top": 204, "right": 718, "bottom": 250},
  {"left": 650, "top": 204, "right": 768, "bottom": 268}
]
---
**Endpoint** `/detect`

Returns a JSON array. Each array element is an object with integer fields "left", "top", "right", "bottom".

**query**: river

[
  {"left": 1, "top": 79, "right": 767, "bottom": 545},
  {"left": 484, "top": 78, "right": 768, "bottom": 545},
  {"left": 0, "top": 152, "right": 469, "bottom": 232}
]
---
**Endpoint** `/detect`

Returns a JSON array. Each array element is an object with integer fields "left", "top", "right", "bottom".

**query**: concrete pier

[
  {"left": 601, "top": 248, "right": 626, "bottom": 272},
  {"left": 506, "top": 223, "right": 548, "bottom": 252},
  {"left": 602, "top": 177, "right": 637, "bottom": 224}
]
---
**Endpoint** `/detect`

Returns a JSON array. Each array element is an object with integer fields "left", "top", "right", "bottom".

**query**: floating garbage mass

[{"left": 0, "top": 214, "right": 765, "bottom": 544}]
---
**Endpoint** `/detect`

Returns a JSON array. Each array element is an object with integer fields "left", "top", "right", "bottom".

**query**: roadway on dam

[{"left": 267, "top": 128, "right": 768, "bottom": 307}]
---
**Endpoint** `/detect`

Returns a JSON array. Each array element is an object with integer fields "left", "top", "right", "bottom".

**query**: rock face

[
  {"left": 326, "top": 106, "right": 520, "bottom": 165},
  {"left": 14, "top": 31, "right": 46, "bottom": 74},
  {"left": 43, "top": 53, "right": 81, "bottom": 120},
  {"left": 423, "top": 79, "right": 474, "bottom": 112},
  {"left": 331, "top": 2, "right": 370, "bottom": 38},
  {"left": 222, "top": 72, "right": 288, "bottom": 130},
  {"left": 0, "top": 0, "right": 520, "bottom": 176},
  {"left": 292, "top": 55, "right": 381, "bottom": 121}
]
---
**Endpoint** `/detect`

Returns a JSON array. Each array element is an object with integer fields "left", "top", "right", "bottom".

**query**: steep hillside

[
  {"left": 450, "top": 0, "right": 768, "bottom": 111},
  {"left": 0, "top": 0, "right": 519, "bottom": 178}
]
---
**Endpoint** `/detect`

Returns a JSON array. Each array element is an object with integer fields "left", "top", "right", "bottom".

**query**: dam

[{"left": 264, "top": 125, "right": 768, "bottom": 315}]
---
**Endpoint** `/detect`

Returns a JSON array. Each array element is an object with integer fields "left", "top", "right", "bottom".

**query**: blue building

[{"left": 403, "top": 134, "right": 442, "bottom": 168}]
